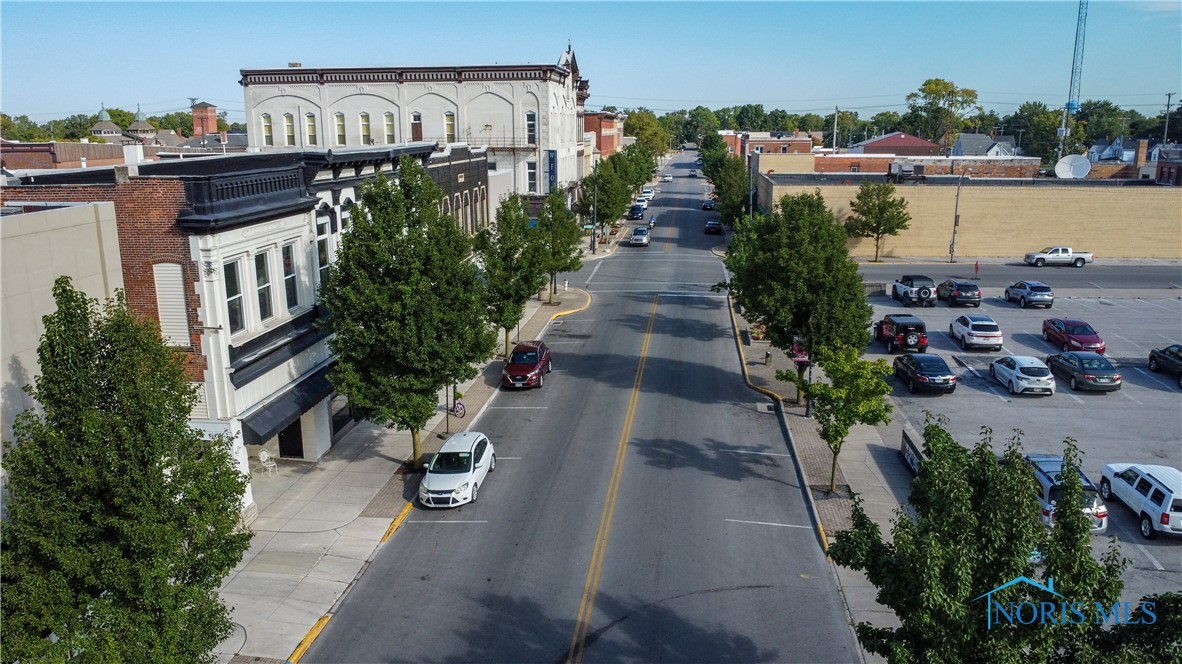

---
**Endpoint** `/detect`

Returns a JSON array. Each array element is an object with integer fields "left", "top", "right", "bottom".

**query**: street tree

[
  {"left": 623, "top": 109, "right": 672, "bottom": 156},
  {"left": 319, "top": 157, "right": 495, "bottom": 469},
  {"left": 711, "top": 154, "right": 750, "bottom": 227},
  {"left": 722, "top": 190, "right": 872, "bottom": 385},
  {"left": 782, "top": 345, "right": 891, "bottom": 493},
  {"left": 902, "top": 78, "right": 981, "bottom": 149},
  {"left": 577, "top": 154, "right": 632, "bottom": 237},
  {"left": 1, "top": 277, "right": 250, "bottom": 662},
  {"left": 845, "top": 181, "right": 912, "bottom": 262},
  {"left": 830, "top": 422, "right": 1177, "bottom": 662},
  {"left": 534, "top": 189, "right": 584, "bottom": 304},
  {"left": 475, "top": 193, "right": 548, "bottom": 358},
  {"left": 685, "top": 106, "right": 720, "bottom": 145}
]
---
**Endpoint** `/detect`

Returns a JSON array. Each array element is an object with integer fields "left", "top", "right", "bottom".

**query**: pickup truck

[{"left": 1024, "top": 246, "right": 1094, "bottom": 268}]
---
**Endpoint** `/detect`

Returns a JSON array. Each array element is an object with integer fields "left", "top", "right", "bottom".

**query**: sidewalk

[
  {"left": 723, "top": 280, "right": 908, "bottom": 662},
  {"left": 215, "top": 246, "right": 615, "bottom": 663}
]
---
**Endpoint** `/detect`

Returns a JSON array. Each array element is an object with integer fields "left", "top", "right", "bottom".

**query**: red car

[
  {"left": 1042, "top": 318, "right": 1106, "bottom": 355},
  {"left": 501, "top": 341, "right": 552, "bottom": 389}
]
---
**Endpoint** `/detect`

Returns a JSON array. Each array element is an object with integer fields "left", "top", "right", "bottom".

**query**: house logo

[{"left": 973, "top": 576, "right": 1156, "bottom": 629}]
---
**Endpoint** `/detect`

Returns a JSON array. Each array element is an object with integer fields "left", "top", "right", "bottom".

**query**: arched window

[
  {"left": 335, "top": 112, "right": 346, "bottom": 145},
  {"left": 526, "top": 111, "right": 537, "bottom": 144},
  {"left": 305, "top": 113, "right": 318, "bottom": 146},
  {"left": 384, "top": 112, "right": 395, "bottom": 143},
  {"left": 283, "top": 114, "right": 295, "bottom": 146},
  {"left": 261, "top": 114, "right": 273, "bottom": 146},
  {"left": 359, "top": 112, "right": 371, "bottom": 145}
]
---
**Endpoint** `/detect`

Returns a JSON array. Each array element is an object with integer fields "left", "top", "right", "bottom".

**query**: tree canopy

[
  {"left": 845, "top": 181, "right": 912, "bottom": 262},
  {"left": 2, "top": 277, "right": 250, "bottom": 662},
  {"left": 534, "top": 189, "right": 584, "bottom": 303},
  {"left": 318, "top": 156, "right": 495, "bottom": 467},
  {"left": 475, "top": 193, "right": 548, "bottom": 357}
]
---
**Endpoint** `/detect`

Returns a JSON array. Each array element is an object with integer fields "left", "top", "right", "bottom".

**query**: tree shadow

[{"left": 630, "top": 436, "right": 799, "bottom": 488}]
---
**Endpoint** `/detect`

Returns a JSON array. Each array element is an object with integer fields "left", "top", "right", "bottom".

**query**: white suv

[
  {"left": 950, "top": 314, "right": 1003, "bottom": 351},
  {"left": 1100, "top": 464, "right": 1182, "bottom": 539}
]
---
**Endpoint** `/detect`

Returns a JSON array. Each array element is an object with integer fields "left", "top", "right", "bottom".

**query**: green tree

[
  {"left": 829, "top": 423, "right": 1171, "bottom": 662},
  {"left": 534, "top": 189, "right": 583, "bottom": 304},
  {"left": 685, "top": 106, "right": 720, "bottom": 145},
  {"left": 799, "top": 113, "right": 826, "bottom": 132},
  {"left": 1, "top": 113, "right": 49, "bottom": 141},
  {"left": 624, "top": 109, "right": 672, "bottom": 156},
  {"left": 870, "top": 111, "right": 902, "bottom": 135},
  {"left": 1077, "top": 99, "right": 1129, "bottom": 142},
  {"left": 845, "top": 181, "right": 912, "bottom": 262},
  {"left": 767, "top": 109, "right": 796, "bottom": 131},
  {"left": 783, "top": 346, "right": 891, "bottom": 492},
  {"left": 151, "top": 111, "right": 195, "bottom": 137},
  {"left": 1002, "top": 101, "right": 1063, "bottom": 163},
  {"left": 903, "top": 78, "right": 981, "bottom": 149},
  {"left": 734, "top": 103, "right": 768, "bottom": 131},
  {"left": 711, "top": 154, "right": 750, "bottom": 227},
  {"left": 722, "top": 190, "right": 872, "bottom": 386},
  {"left": 658, "top": 110, "right": 687, "bottom": 146},
  {"left": 319, "top": 157, "right": 495, "bottom": 469},
  {"left": 1, "top": 277, "right": 250, "bottom": 662},
  {"left": 104, "top": 107, "right": 135, "bottom": 130},
  {"left": 578, "top": 155, "right": 632, "bottom": 236},
  {"left": 714, "top": 106, "right": 737, "bottom": 130},
  {"left": 823, "top": 109, "right": 860, "bottom": 149},
  {"left": 55, "top": 113, "right": 96, "bottom": 140},
  {"left": 475, "top": 193, "right": 548, "bottom": 358}
]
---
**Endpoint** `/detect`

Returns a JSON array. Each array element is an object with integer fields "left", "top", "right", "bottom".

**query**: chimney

[
  {"left": 1135, "top": 139, "right": 1149, "bottom": 168},
  {"left": 191, "top": 101, "right": 218, "bottom": 138},
  {"left": 220, "top": 130, "right": 229, "bottom": 144}
]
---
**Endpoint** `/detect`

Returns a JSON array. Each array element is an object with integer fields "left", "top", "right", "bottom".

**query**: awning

[{"left": 241, "top": 366, "right": 334, "bottom": 445}]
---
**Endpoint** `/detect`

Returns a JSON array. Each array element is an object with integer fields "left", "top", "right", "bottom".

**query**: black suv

[
  {"left": 627, "top": 204, "right": 645, "bottom": 220},
  {"left": 874, "top": 314, "right": 929, "bottom": 354},
  {"left": 937, "top": 278, "right": 982, "bottom": 307},
  {"left": 892, "top": 275, "right": 937, "bottom": 307}
]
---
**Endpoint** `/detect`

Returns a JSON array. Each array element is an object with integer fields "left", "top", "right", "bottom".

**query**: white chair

[{"left": 258, "top": 450, "right": 277, "bottom": 477}]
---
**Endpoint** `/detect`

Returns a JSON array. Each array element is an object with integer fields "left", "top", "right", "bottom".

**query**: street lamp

[
  {"left": 949, "top": 167, "right": 972, "bottom": 263},
  {"left": 590, "top": 161, "right": 598, "bottom": 255}
]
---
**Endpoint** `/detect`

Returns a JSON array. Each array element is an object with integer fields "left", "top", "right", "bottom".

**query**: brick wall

[
  {"left": 763, "top": 181, "right": 1182, "bottom": 259},
  {"left": 1, "top": 180, "right": 208, "bottom": 380},
  {"left": 816, "top": 155, "right": 1041, "bottom": 178}
]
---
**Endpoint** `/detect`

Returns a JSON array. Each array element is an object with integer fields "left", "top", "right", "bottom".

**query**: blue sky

[{"left": 3, "top": 1, "right": 1180, "bottom": 123}]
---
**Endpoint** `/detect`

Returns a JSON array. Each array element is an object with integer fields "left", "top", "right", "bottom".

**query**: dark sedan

[
  {"left": 704, "top": 220, "right": 724, "bottom": 235},
  {"left": 893, "top": 354, "right": 957, "bottom": 394},
  {"left": 1045, "top": 351, "right": 1122, "bottom": 392},
  {"left": 1148, "top": 343, "right": 1182, "bottom": 389},
  {"left": 702, "top": 199, "right": 715, "bottom": 210}
]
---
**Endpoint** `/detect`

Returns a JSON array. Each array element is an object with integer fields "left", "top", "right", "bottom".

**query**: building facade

[
  {"left": 583, "top": 111, "right": 623, "bottom": 157},
  {"left": 1, "top": 144, "right": 490, "bottom": 524},
  {"left": 239, "top": 48, "right": 587, "bottom": 203}
]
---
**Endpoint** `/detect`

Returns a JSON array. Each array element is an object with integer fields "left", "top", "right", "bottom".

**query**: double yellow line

[{"left": 566, "top": 295, "right": 659, "bottom": 663}]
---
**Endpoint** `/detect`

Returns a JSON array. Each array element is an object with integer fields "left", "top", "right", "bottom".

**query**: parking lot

[{"left": 867, "top": 292, "right": 1182, "bottom": 601}]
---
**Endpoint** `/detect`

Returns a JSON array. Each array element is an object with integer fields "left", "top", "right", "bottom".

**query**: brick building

[
  {"left": 583, "top": 110, "right": 623, "bottom": 157},
  {"left": 848, "top": 132, "right": 942, "bottom": 156}
]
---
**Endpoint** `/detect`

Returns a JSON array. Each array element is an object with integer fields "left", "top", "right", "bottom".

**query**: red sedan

[
  {"left": 1042, "top": 318, "right": 1106, "bottom": 355},
  {"left": 501, "top": 341, "right": 552, "bottom": 389}
]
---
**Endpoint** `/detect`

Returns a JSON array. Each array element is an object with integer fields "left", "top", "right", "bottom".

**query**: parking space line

[
  {"left": 1136, "top": 300, "right": 1174, "bottom": 311},
  {"left": 1136, "top": 544, "right": 1166, "bottom": 571},
  {"left": 1134, "top": 367, "right": 1174, "bottom": 389},
  {"left": 1064, "top": 390, "right": 1084, "bottom": 404},
  {"left": 720, "top": 449, "right": 792, "bottom": 457},
  {"left": 496, "top": 456, "right": 522, "bottom": 459},
  {"left": 725, "top": 518, "right": 812, "bottom": 529},
  {"left": 1122, "top": 391, "right": 1143, "bottom": 405},
  {"left": 1109, "top": 333, "right": 1147, "bottom": 352},
  {"left": 1068, "top": 299, "right": 1102, "bottom": 311}
]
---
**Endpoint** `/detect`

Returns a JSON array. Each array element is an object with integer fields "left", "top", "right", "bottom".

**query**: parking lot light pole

[{"left": 950, "top": 167, "right": 972, "bottom": 263}]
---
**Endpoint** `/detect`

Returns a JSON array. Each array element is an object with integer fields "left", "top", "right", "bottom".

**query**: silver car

[
  {"left": 629, "top": 227, "right": 650, "bottom": 247},
  {"left": 1025, "top": 454, "right": 1109, "bottom": 535},
  {"left": 989, "top": 355, "right": 1055, "bottom": 395},
  {"left": 1004, "top": 280, "right": 1054, "bottom": 308}
]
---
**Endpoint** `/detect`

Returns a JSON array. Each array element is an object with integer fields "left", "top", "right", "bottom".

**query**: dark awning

[{"left": 241, "top": 365, "right": 334, "bottom": 445}]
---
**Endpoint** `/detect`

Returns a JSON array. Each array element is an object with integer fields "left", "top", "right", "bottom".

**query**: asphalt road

[{"left": 303, "top": 153, "right": 857, "bottom": 663}]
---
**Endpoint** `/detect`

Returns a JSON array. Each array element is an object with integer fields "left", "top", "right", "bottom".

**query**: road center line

[
  {"left": 725, "top": 519, "right": 812, "bottom": 529},
  {"left": 1136, "top": 544, "right": 1166, "bottom": 571},
  {"left": 720, "top": 450, "right": 792, "bottom": 457},
  {"left": 568, "top": 295, "right": 658, "bottom": 664}
]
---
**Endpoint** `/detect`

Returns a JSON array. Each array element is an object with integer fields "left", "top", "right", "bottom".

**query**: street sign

[{"left": 582, "top": 224, "right": 594, "bottom": 229}]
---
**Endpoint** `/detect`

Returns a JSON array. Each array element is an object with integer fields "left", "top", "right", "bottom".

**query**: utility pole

[
  {"left": 590, "top": 161, "right": 599, "bottom": 254},
  {"left": 1165, "top": 92, "right": 1176, "bottom": 144},
  {"left": 832, "top": 106, "right": 839, "bottom": 153}
]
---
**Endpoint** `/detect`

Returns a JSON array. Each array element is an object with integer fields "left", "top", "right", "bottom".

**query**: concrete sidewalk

[{"left": 215, "top": 242, "right": 616, "bottom": 663}]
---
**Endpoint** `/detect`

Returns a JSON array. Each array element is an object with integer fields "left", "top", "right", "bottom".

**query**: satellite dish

[{"left": 1054, "top": 154, "right": 1092, "bottom": 179}]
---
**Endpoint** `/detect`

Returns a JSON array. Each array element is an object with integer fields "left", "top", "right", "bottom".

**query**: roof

[
  {"left": 955, "top": 134, "right": 995, "bottom": 156},
  {"left": 965, "top": 314, "right": 995, "bottom": 322},
  {"left": 1138, "top": 465, "right": 1182, "bottom": 491},
  {"left": 857, "top": 132, "right": 941, "bottom": 149},
  {"left": 885, "top": 314, "right": 926, "bottom": 324},
  {"left": 439, "top": 431, "right": 485, "bottom": 452},
  {"left": 512, "top": 340, "right": 545, "bottom": 351}
]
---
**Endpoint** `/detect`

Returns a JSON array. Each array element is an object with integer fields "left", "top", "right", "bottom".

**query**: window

[
  {"left": 335, "top": 112, "right": 346, "bottom": 145},
  {"left": 526, "top": 161, "right": 538, "bottom": 193},
  {"left": 153, "top": 263, "right": 189, "bottom": 346},
  {"left": 317, "top": 218, "right": 332, "bottom": 286},
  {"left": 306, "top": 114, "right": 318, "bottom": 146},
  {"left": 444, "top": 112, "right": 456, "bottom": 143},
  {"left": 284, "top": 114, "right": 295, "bottom": 146},
  {"left": 282, "top": 244, "right": 299, "bottom": 310},
  {"left": 1135, "top": 478, "right": 1153, "bottom": 497},
  {"left": 526, "top": 111, "right": 537, "bottom": 144},
  {"left": 224, "top": 260, "right": 245, "bottom": 334},
  {"left": 261, "top": 114, "right": 273, "bottom": 146},
  {"left": 255, "top": 253, "right": 274, "bottom": 321},
  {"left": 384, "top": 112, "right": 395, "bottom": 143},
  {"left": 754, "top": 146, "right": 763, "bottom": 153},
  {"left": 781, "top": 146, "right": 788, "bottom": 153},
  {"left": 411, "top": 112, "right": 423, "bottom": 141},
  {"left": 1150, "top": 488, "right": 1166, "bottom": 507},
  {"left": 360, "top": 112, "right": 371, "bottom": 145}
]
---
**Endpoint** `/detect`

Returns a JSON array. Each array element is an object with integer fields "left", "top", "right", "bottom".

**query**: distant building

[
  {"left": 848, "top": 132, "right": 942, "bottom": 157},
  {"left": 951, "top": 133, "right": 1016, "bottom": 157},
  {"left": 584, "top": 110, "right": 623, "bottom": 157}
]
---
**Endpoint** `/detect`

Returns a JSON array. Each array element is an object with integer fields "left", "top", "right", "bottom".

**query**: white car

[
  {"left": 1100, "top": 464, "right": 1182, "bottom": 539},
  {"left": 640, "top": 187, "right": 654, "bottom": 201},
  {"left": 629, "top": 227, "right": 650, "bottom": 247},
  {"left": 418, "top": 432, "right": 495, "bottom": 508},
  {"left": 633, "top": 197, "right": 649, "bottom": 209},
  {"left": 949, "top": 314, "right": 1003, "bottom": 351},
  {"left": 661, "top": 174, "right": 673, "bottom": 182},
  {"left": 989, "top": 355, "right": 1055, "bottom": 395}
]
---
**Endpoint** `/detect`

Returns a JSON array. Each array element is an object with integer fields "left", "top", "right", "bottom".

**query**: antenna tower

[{"left": 1056, "top": 0, "right": 1088, "bottom": 161}]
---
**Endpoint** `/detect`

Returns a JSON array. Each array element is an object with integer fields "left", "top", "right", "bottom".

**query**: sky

[{"left": 2, "top": 1, "right": 1180, "bottom": 125}]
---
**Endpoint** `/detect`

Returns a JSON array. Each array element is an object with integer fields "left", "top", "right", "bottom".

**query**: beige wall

[
  {"left": 2, "top": 203, "right": 124, "bottom": 440},
  {"left": 752, "top": 153, "right": 817, "bottom": 175},
  {"left": 762, "top": 181, "right": 1182, "bottom": 259}
]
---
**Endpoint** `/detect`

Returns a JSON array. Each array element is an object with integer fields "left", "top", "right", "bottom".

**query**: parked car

[
  {"left": 1004, "top": 280, "right": 1055, "bottom": 309},
  {"left": 629, "top": 226, "right": 651, "bottom": 247},
  {"left": 1024, "top": 246, "right": 1093, "bottom": 268},
  {"left": 419, "top": 432, "right": 495, "bottom": 508},
  {"left": 704, "top": 220, "right": 724, "bottom": 235},
  {"left": 936, "top": 278, "right": 981, "bottom": 307},
  {"left": 891, "top": 275, "right": 937, "bottom": 307},
  {"left": 661, "top": 173, "right": 673, "bottom": 182},
  {"left": 1148, "top": 343, "right": 1182, "bottom": 389},
  {"left": 640, "top": 187, "right": 655, "bottom": 201},
  {"left": 1042, "top": 318, "right": 1105, "bottom": 354},
  {"left": 633, "top": 197, "right": 649, "bottom": 210},
  {"left": 873, "top": 314, "right": 929, "bottom": 354},
  {"left": 949, "top": 314, "right": 1003, "bottom": 351},
  {"left": 1045, "top": 351, "right": 1121, "bottom": 391},
  {"left": 989, "top": 355, "right": 1055, "bottom": 395},
  {"left": 627, "top": 204, "right": 646, "bottom": 220},
  {"left": 1024, "top": 453, "right": 1108, "bottom": 534},
  {"left": 1100, "top": 464, "right": 1182, "bottom": 539},
  {"left": 702, "top": 199, "right": 715, "bottom": 210},
  {"left": 689, "top": 169, "right": 698, "bottom": 177},
  {"left": 501, "top": 340, "right": 552, "bottom": 388},
  {"left": 893, "top": 353, "right": 957, "bottom": 394}
]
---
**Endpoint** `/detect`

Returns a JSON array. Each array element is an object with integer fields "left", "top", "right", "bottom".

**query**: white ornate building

[{"left": 239, "top": 47, "right": 589, "bottom": 203}]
